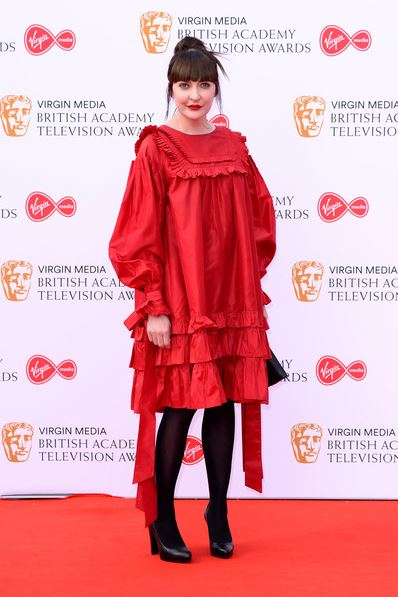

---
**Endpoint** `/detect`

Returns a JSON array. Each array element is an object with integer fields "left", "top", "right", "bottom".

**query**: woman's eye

[{"left": 178, "top": 82, "right": 212, "bottom": 89}]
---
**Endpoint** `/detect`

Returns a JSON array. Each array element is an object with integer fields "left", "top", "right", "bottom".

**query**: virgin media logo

[
  {"left": 316, "top": 356, "right": 367, "bottom": 385},
  {"left": 210, "top": 114, "right": 230, "bottom": 129},
  {"left": 320, "top": 25, "right": 371, "bottom": 56},
  {"left": 25, "top": 192, "right": 77, "bottom": 222},
  {"left": 24, "top": 25, "right": 76, "bottom": 55},
  {"left": 317, "top": 192, "right": 369, "bottom": 222},
  {"left": 26, "top": 355, "right": 77, "bottom": 384},
  {"left": 183, "top": 435, "right": 204, "bottom": 465}
]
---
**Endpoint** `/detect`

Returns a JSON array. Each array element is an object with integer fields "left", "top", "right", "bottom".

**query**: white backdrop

[{"left": 1, "top": 0, "right": 398, "bottom": 500}]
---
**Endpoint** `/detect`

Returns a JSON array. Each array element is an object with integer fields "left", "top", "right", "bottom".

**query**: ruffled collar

[
  {"left": 135, "top": 124, "right": 250, "bottom": 179},
  {"left": 158, "top": 124, "right": 235, "bottom": 164}
]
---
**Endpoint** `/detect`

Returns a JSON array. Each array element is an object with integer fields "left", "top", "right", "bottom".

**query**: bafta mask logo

[
  {"left": 2, "top": 422, "right": 34, "bottom": 462},
  {"left": 292, "top": 261, "right": 324, "bottom": 302},
  {"left": 140, "top": 11, "right": 172, "bottom": 53},
  {"left": 294, "top": 96, "right": 326, "bottom": 137},
  {"left": 1, "top": 260, "right": 33, "bottom": 301},
  {"left": 291, "top": 423, "right": 322, "bottom": 463},
  {"left": 183, "top": 435, "right": 204, "bottom": 465},
  {"left": 0, "top": 95, "right": 32, "bottom": 137}
]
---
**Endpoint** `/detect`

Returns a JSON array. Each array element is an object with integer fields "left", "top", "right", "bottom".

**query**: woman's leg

[
  {"left": 155, "top": 406, "right": 197, "bottom": 546},
  {"left": 201, "top": 400, "right": 235, "bottom": 542}
]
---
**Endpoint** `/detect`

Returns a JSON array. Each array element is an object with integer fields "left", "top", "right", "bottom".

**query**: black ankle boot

[
  {"left": 204, "top": 502, "right": 234, "bottom": 559},
  {"left": 148, "top": 520, "right": 192, "bottom": 563}
]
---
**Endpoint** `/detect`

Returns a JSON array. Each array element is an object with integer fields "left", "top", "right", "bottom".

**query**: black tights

[{"left": 154, "top": 401, "right": 235, "bottom": 545}]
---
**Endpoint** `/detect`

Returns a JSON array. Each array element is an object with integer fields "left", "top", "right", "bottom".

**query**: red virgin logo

[
  {"left": 26, "top": 355, "right": 77, "bottom": 384},
  {"left": 209, "top": 114, "right": 230, "bottom": 129},
  {"left": 317, "top": 192, "right": 369, "bottom": 222},
  {"left": 25, "top": 192, "right": 77, "bottom": 222},
  {"left": 183, "top": 435, "right": 204, "bottom": 465},
  {"left": 24, "top": 24, "right": 76, "bottom": 55},
  {"left": 320, "top": 26, "right": 371, "bottom": 56},
  {"left": 316, "top": 356, "right": 367, "bottom": 385}
]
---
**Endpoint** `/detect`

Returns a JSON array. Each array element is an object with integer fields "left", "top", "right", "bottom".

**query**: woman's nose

[{"left": 189, "top": 86, "right": 201, "bottom": 100}]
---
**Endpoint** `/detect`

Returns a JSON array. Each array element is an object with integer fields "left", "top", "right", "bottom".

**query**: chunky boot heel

[
  {"left": 204, "top": 502, "right": 234, "bottom": 559},
  {"left": 148, "top": 525, "right": 159, "bottom": 555},
  {"left": 148, "top": 521, "right": 192, "bottom": 563}
]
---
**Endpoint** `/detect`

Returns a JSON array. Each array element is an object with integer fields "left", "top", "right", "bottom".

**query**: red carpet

[{"left": 0, "top": 495, "right": 396, "bottom": 597}]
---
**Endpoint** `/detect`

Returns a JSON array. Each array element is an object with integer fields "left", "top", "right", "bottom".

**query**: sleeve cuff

[{"left": 143, "top": 289, "right": 171, "bottom": 317}]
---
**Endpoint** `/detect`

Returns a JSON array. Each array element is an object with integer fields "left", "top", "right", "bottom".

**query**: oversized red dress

[{"left": 109, "top": 123, "right": 276, "bottom": 527}]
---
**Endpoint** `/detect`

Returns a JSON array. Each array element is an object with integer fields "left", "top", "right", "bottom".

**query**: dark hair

[{"left": 165, "top": 36, "right": 228, "bottom": 119}]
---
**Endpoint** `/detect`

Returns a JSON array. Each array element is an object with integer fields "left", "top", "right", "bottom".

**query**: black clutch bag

[{"left": 267, "top": 349, "right": 288, "bottom": 386}]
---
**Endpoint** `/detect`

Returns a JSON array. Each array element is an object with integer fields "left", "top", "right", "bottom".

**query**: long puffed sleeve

[
  {"left": 109, "top": 132, "right": 170, "bottom": 320},
  {"left": 247, "top": 154, "right": 277, "bottom": 305}
]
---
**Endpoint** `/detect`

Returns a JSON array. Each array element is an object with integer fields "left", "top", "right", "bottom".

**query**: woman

[{"left": 109, "top": 36, "right": 277, "bottom": 563}]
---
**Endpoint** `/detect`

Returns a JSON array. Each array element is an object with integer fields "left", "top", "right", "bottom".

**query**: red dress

[{"left": 109, "top": 124, "right": 276, "bottom": 526}]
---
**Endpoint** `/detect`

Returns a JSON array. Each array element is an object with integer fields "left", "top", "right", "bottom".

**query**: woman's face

[{"left": 171, "top": 80, "right": 216, "bottom": 120}]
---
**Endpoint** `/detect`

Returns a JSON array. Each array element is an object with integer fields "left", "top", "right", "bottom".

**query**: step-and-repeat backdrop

[{"left": 2, "top": 1, "right": 398, "bottom": 499}]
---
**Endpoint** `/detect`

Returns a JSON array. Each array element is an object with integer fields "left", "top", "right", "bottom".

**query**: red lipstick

[{"left": 187, "top": 105, "right": 202, "bottom": 110}]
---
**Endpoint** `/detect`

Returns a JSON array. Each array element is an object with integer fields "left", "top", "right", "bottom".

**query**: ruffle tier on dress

[{"left": 130, "top": 312, "right": 271, "bottom": 412}]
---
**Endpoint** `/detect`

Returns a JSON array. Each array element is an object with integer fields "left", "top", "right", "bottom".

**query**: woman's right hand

[{"left": 146, "top": 314, "right": 171, "bottom": 348}]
